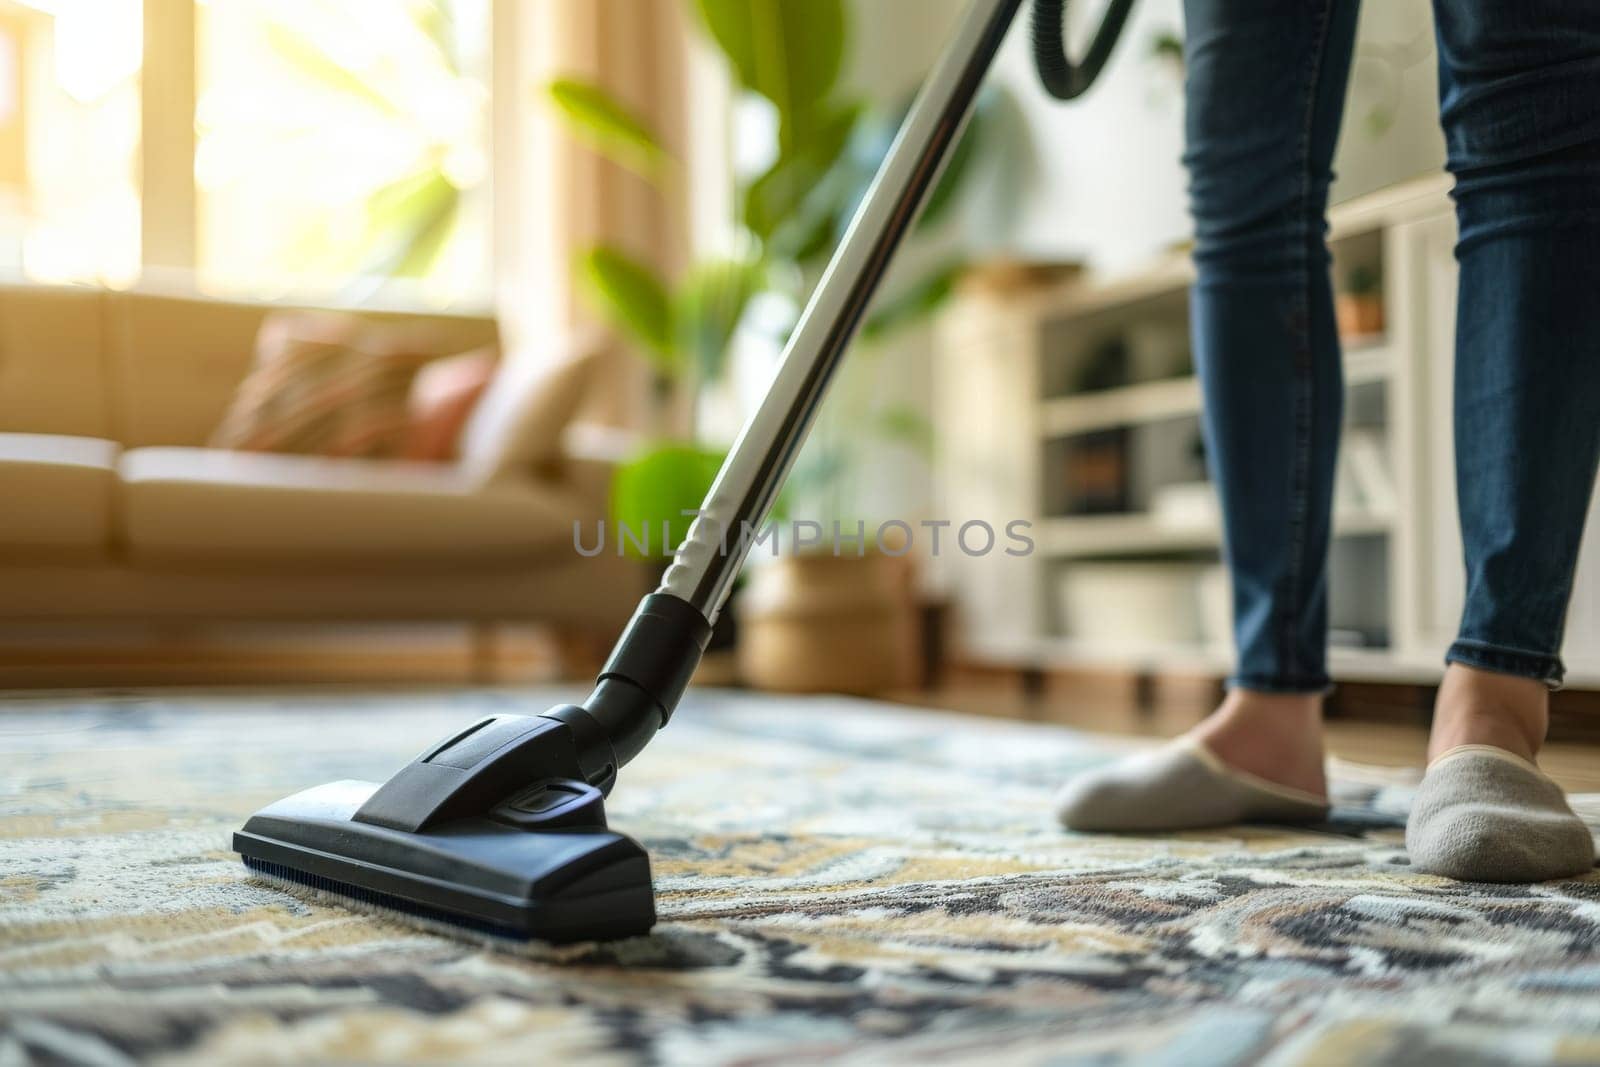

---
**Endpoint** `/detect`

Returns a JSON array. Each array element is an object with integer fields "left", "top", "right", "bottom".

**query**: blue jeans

[{"left": 1184, "top": 0, "right": 1600, "bottom": 691}]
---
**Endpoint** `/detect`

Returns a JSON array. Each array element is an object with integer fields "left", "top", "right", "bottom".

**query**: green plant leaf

[
  {"left": 860, "top": 260, "right": 965, "bottom": 342},
  {"left": 694, "top": 0, "right": 845, "bottom": 133},
  {"left": 678, "top": 256, "right": 763, "bottom": 384},
  {"left": 757, "top": 165, "right": 850, "bottom": 264},
  {"left": 917, "top": 95, "right": 989, "bottom": 231},
  {"left": 391, "top": 185, "right": 459, "bottom": 278},
  {"left": 742, "top": 103, "right": 860, "bottom": 240},
  {"left": 1344, "top": 263, "right": 1381, "bottom": 295},
  {"left": 611, "top": 443, "right": 727, "bottom": 560},
  {"left": 783, "top": 442, "right": 851, "bottom": 500},
  {"left": 783, "top": 103, "right": 914, "bottom": 265},
  {"left": 762, "top": 107, "right": 891, "bottom": 266},
  {"left": 1150, "top": 29, "right": 1185, "bottom": 66},
  {"left": 265, "top": 23, "right": 400, "bottom": 117},
  {"left": 359, "top": 168, "right": 459, "bottom": 278},
  {"left": 414, "top": 1, "right": 459, "bottom": 73},
  {"left": 873, "top": 404, "right": 935, "bottom": 460},
  {"left": 577, "top": 246, "right": 679, "bottom": 375},
  {"left": 545, "top": 77, "right": 670, "bottom": 179}
]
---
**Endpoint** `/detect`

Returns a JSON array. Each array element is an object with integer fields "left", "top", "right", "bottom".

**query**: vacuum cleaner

[{"left": 233, "top": 0, "right": 1136, "bottom": 943}]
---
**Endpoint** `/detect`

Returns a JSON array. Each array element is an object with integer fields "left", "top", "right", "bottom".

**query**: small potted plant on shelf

[{"left": 1337, "top": 263, "right": 1385, "bottom": 341}]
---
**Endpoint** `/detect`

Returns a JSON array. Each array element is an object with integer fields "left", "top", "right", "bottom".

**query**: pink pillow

[{"left": 400, "top": 348, "right": 498, "bottom": 462}]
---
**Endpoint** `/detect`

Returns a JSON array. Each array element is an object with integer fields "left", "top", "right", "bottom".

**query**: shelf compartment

[
  {"left": 1040, "top": 344, "right": 1394, "bottom": 439},
  {"left": 1039, "top": 509, "right": 1393, "bottom": 559},
  {"left": 1041, "top": 377, "right": 1200, "bottom": 438}
]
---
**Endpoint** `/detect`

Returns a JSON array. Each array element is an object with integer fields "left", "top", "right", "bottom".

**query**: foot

[
  {"left": 1408, "top": 663, "right": 1592, "bottom": 882},
  {"left": 1427, "top": 663, "right": 1547, "bottom": 764},
  {"left": 1407, "top": 745, "right": 1593, "bottom": 882},
  {"left": 1054, "top": 689, "right": 1328, "bottom": 833},
  {"left": 1191, "top": 689, "right": 1328, "bottom": 800}
]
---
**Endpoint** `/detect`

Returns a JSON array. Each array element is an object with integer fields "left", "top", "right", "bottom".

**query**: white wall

[
  {"left": 968, "top": 0, "right": 1445, "bottom": 277},
  {"left": 844, "top": 0, "right": 970, "bottom": 98},
  {"left": 815, "top": 0, "right": 970, "bottom": 527},
  {"left": 972, "top": 0, "right": 1190, "bottom": 275},
  {"left": 1330, "top": 0, "right": 1444, "bottom": 204}
]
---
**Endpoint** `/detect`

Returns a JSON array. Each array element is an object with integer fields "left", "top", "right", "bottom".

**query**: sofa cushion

[
  {"left": 119, "top": 448, "right": 595, "bottom": 563},
  {"left": 0, "top": 433, "right": 120, "bottom": 554},
  {"left": 0, "top": 286, "right": 112, "bottom": 437},
  {"left": 459, "top": 332, "right": 602, "bottom": 485}
]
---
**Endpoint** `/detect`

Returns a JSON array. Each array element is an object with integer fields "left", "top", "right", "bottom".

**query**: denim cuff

[
  {"left": 1227, "top": 674, "right": 1334, "bottom": 697},
  {"left": 1445, "top": 639, "right": 1565, "bottom": 690}
]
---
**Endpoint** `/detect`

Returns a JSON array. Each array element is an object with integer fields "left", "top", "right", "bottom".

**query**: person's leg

[
  {"left": 1181, "top": 0, "right": 1360, "bottom": 793},
  {"left": 1407, "top": 0, "right": 1600, "bottom": 880},
  {"left": 1434, "top": 0, "right": 1600, "bottom": 746},
  {"left": 1058, "top": 0, "right": 1361, "bottom": 830}
]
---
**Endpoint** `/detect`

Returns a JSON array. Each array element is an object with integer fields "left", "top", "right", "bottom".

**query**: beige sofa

[{"left": 0, "top": 283, "right": 643, "bottom": 633}]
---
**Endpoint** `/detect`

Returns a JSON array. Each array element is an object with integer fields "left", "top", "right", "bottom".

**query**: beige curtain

[{"left": 493, "top": 0, "right": 694, "bottom": 434}]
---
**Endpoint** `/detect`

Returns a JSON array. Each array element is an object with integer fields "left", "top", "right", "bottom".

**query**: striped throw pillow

[{"left": 211, "top": 314, "right": 443, "bottom": 459}]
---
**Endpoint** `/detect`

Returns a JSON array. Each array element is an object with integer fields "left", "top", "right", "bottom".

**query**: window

[
  {"left": 194, "top": 0, "right": 491, "bottom": 306},
  {"left": 0, "top": 0, "right": 142, "bottom": 287},
  {"left": 0, "top": 0, "right": 490, "bottom": 306}
]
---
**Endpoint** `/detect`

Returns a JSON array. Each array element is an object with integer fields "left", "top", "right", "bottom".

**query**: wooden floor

[{"left": 2, "top": 623, "right": 1596, "bottom": 792}]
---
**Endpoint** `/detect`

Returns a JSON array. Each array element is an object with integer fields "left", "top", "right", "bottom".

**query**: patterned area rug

[{"left": 5, "top": 689, "right": 1600, "bottom": 1066}]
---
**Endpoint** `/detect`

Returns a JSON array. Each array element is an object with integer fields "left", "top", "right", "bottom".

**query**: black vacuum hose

[{"left": 1031, "top": 0, "right": 1138, "bottom": 101}]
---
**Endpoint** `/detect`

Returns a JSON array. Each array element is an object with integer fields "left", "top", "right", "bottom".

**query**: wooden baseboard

[{"left": 944, "top": 658, "right": 1600, "bottom": 744}]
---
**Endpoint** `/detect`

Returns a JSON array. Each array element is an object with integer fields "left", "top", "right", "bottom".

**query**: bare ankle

[
  {"left": 1429, "top": 663, "right": 1548, "bottom": 764},
  {"left": 1193, "top": 688, "right": 1326, "bottom": 797},
  {"left": 1216, "top": 689, "right": 1323, "bottom": 728}
]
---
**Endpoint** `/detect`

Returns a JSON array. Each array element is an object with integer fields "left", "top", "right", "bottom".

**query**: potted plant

[
  {"left": 547, "top": 0, "right": 999, "bottom": 691},
  {"left": 1337, "top": 263, "right": 1386, "bottom": 340}
]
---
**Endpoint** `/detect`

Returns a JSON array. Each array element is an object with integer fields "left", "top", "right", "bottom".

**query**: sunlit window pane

[
  {"left": 0, "top": 0, "right": 141, "bottom": 287},
  {"left": 195, "top": 0, "right": 490, "bottom": 307}
]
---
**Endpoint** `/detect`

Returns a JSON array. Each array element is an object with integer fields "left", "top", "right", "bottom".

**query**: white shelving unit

[
  {"left": 932, "top": 173, "right": 1600, "bottom": 686},
  {"left": 1037, "top": 508, "right": 1395, "bottom": 561},
  {"left": 1037, "top": 340, "right": 1394, "bottom": 440}
]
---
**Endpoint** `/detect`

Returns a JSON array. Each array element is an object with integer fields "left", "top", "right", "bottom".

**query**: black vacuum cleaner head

[
  {"left": 235, "top": 779, "right": 654, "bottom": 942},
  {"left": 234, "top": 710, "right": 658, "bottom": 943}
]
